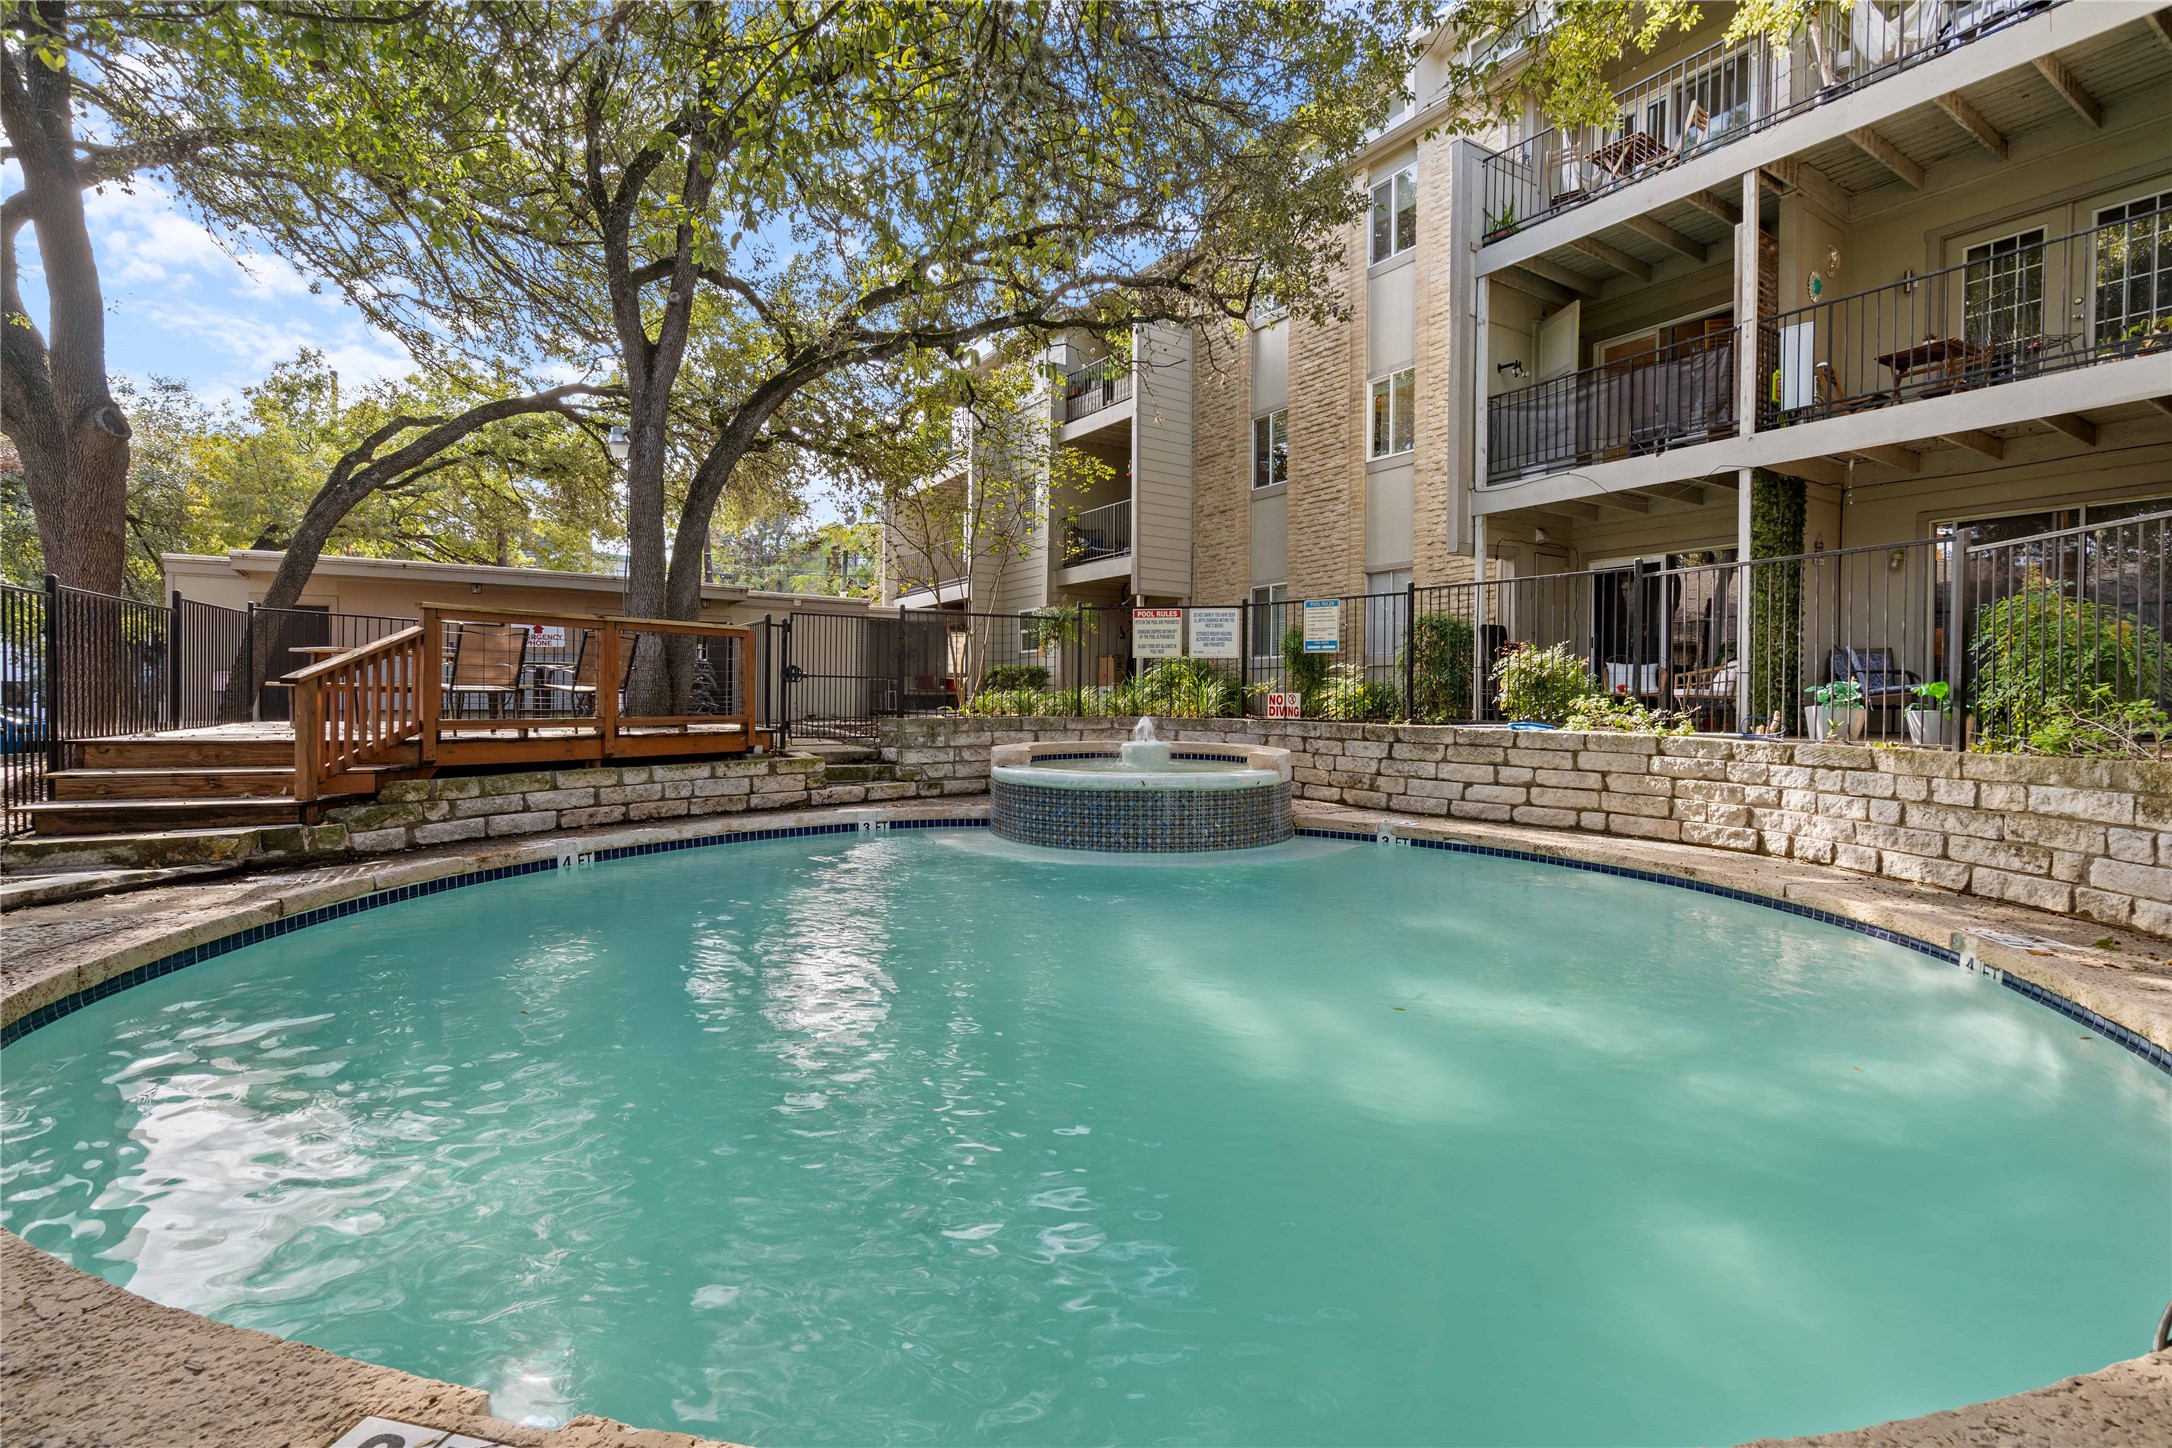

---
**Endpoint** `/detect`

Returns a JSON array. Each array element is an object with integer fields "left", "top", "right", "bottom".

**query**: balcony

[
  {"left": 1061, "top": 356, "right": 1133, "bottom": 423},
  {"left": 1487, "top": 330, "right": 1737, "bottom": 482},
  {"left": 1476, "top": 0, "right": 2061, "bottom": 243},
  {"left": 1062, "top": 499, "right": 1132, "bottom": 566},
  {"left": 1759, "top": 209, "right": 2171, "bottom": 430}
]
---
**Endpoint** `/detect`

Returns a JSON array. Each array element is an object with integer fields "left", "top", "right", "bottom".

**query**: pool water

[{"left": 2, "top": 832, "right": 2164, "bottom": 1446}]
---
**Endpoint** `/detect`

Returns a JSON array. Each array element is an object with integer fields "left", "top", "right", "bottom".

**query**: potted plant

[
  {"left": 1904, "top": 680, "right": 1952, "bottom": 747},
  {"left": 1482, "top": 201, "right": 1517, "bottom": 243},
  {"left": 1803, "top": 679, "right": 1867, "bottom": 741}
]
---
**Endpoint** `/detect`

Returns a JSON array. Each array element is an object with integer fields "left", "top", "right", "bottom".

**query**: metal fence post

[
  {"left": 168, "top": 588, "right": 184, "bottom": 727},
  {"left": 1945, "top": 537, "right": 1966, "bottom": 752},
  {"left": 1403, "top": 583, "right": 1417, "bottom": 722},
  {"left": 41, "top": 573, "right": 61, "bottom": 777},
  {"left": 244, "top": 602, "right": 259, "bottom": 720}
]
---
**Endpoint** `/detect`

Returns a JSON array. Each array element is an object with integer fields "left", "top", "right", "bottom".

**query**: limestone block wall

[{"left": 877, "top": 716, "right": 2172, "bottom": 934}]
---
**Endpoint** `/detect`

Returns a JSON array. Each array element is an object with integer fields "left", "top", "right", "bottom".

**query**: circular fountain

[{"left": 989, "top": 717, "right": 1293, "bottom": 851}]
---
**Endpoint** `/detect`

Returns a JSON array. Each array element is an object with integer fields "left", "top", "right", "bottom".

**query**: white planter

[
  {"left": 1904, "top": 709, "right": 1948, "bottom": 747},
  {"left": 1804, "top": 704, "right": 1867, "bottom": 741}
]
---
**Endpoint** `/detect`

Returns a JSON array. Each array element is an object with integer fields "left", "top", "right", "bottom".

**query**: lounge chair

[
  {"left": 1832, "top": 647, "right": 1922, "bottom": 728},
  {"left": 1673, "top": 660, "right": 1739, "bottom": 730}
]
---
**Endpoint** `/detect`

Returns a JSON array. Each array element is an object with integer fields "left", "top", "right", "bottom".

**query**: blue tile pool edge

[{"left": 4, "top": 818, "right": 2165, "bottom": 1078}]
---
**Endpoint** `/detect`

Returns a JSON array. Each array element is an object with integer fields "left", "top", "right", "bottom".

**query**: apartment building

[
  {"left": 889, "top": 1, "right": 2171, "bottom": 721},
  {"left": 880, "top": 324, "right": 1197, "bottom": 617}
]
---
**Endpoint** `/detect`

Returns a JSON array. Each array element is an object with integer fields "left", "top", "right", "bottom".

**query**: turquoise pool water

[{"left": 2, "top": 831, "right": 2164, "bottom": 1446}]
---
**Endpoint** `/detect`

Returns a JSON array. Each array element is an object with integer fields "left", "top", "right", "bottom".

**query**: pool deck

[{"left": 3, "top": 799, "right": 2167, "bottom": 1448}]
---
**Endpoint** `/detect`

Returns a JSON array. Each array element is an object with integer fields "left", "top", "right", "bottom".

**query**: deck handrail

[{"left": 291, "top": 625, "right": 427, "bottom": 802}]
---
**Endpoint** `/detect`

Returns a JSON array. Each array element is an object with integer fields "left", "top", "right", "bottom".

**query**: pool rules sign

[{"left": 1132, "top": 608, "right": 1183, "bottom": 659}]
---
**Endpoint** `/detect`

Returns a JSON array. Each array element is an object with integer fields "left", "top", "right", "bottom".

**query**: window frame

[
  {"left": 1251, "top": 408, "right": 1289, "bottom": 490},
  {"left": 1961, "top": 225, "right": 2048, "bottom": 350},
  {"left": 1368, "top": 367, "right": 1417, "bottom": 459},
  {"left": 1369, "top": 164, "right": 1418, "bottom": 264},
  {"left": 2089, "top": 188, "right": 2171, "bottom": 349}
]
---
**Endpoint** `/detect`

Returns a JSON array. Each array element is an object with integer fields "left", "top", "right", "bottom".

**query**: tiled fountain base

[{"left": 989, "top": 775, "right": 1293, "bottom": 851}]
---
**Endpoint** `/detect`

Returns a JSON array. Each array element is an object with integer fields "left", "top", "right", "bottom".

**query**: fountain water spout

[{"left": 1120, "top": 715, "right": 1172, "bottom": 770}]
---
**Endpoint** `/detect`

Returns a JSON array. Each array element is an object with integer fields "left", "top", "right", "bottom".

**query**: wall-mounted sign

[
  {"left": 1188, "top": 607, "right": 1240, "bottom": 659},
  {"left": 526, "top": 623, "right": 569, "bottom": 649},
  {"left": 1301, "top": 598, "right": 1341, "bottom": 653},
  {"left": 1266, "top": 691, "right": 1303, "bottom": 719},
  {"left": 1132, "top": 608, "right": 1183, "bottom": 659}
]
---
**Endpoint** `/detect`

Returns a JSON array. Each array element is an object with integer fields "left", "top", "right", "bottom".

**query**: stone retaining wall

[{"left": 879, "top": 716, "right": 2172, "bottom": 934}]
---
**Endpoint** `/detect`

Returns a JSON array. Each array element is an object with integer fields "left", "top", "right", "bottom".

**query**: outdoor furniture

[
  {"left": 1813, "top": 360, "right": 1897, "bottom": 416},
  {"left": 1832, "top": 646, "right": 1922, "bottom": 729},
  {"left": 445, "top": 622, "right": 528, "bottom": 717},
  {"left": 1604, "top": 661, "right": 1664, "bottom": 696},
  {"left": 1673, "top": 660, "right": 1739, "bottom": 731},
  {"left": 532, "top": 629, "right": 641, "bottom": 715},
  {"left": 1877, "top": 337, "right": 1992, "bottom": 395},
  {"left": 1586, "top": 130, "right": 1670, "bottom": 183}
]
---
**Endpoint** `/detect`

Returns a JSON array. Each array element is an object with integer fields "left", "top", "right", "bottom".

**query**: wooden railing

[
  {"left": 291, "top": 625, "right": 427, "bottom": 802},
  {"left": 291, "top": 605, "right": 765, "bottom": 800}
]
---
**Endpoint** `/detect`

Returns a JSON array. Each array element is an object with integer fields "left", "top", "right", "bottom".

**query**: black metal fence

[
  {"left": 1488, "top": 329, "right": 1736, "bottom": 481},
  {"left": 1760, "top": 208, "right": 2169, "bottom": 428},
  {"left": 2, "top": 584, "right": 49, "bottom": 837}
]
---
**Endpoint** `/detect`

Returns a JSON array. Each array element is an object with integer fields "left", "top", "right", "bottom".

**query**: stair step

[
  {"left": 50, "top": 767, "right": 296, "bottom": 801},
  {"left": 2, "top": 827, "right": 271, "bottom": 872},
  {"left": 25, "top": 796, "right": 321, "bottom": 836},
  {"left": 75, "top": 736, "right": 295, "bottom": 768}
]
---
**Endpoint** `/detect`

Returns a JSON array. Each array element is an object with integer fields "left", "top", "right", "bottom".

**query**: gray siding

[{"left": 1132, "top": 323, "right": 1195, "bottom": 599}]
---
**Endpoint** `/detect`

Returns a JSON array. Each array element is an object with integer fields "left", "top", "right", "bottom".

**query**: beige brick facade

[
  {"left": 1411, "top": 129, "right": 1472, "bottom": 589},
  {"left": 1189, "top": 321, "right": 1252, "bottom": 604},
  {"left": 1285, "top": 214, "right": 1370, "bottom": 602}
]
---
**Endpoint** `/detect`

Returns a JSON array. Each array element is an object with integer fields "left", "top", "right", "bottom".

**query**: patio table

[{"left": 1876, "top": 337, "right": 1991, "bottom": 392}]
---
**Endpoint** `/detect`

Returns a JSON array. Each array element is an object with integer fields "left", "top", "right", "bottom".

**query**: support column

[
  {"left": 1736, "top": 467, "right": 1754, "bottom": 729},
  {"left": 1734, "top": 169, "right": 1761, "bottom": 440}
]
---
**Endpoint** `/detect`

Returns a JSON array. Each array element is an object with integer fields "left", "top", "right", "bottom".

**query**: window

[
  {"left": 1252, "top": 409, "right": 1288, "bottom": 489},
  {"left": 1963, "top": 228, "right": 2046, "bottom": 350},
  {"left": 1671, "top": 50, "right": 1751, "bottom": 144},
  {"left": 1369, "top": 165, "right": 1417, "bottom": 263},
  {"left": 1365, "top": 569, "right": 1413, "bottom": 660},
  {"left": 1249, "top": 583, "right": 1289, "bottom": 663},
  {"left": 2092, "top": 191, "right": 2170, "bottom": 350},
  {"left": 1369, "top": 368, "right": 1416, "bottom": 458}
]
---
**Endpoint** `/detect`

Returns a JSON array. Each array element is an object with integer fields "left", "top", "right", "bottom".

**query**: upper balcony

[
  {"left": 1058, "top": 355, "right": 1134, "bottom": 427},
  {"left": 1477, "top": 0, "right": 2064, "bottom": 246}
]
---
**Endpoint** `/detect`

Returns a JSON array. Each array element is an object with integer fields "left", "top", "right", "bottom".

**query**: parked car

[{"left": 1, "top": 705, "right": 48, "bottom": 755}]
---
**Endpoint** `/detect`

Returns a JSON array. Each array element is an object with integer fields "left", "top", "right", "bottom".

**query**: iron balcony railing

[
  {"left": 1063, "top": 500, "right": 1132, "bottom": 565},
  {"left": 1487, "top": 327, "right": 1737, "bottom": 481},
  {"left": 1759, "top": 208, "right": 2170, "bottom": 428},
  {"left": 1061, "top": 356, "right": 1133, "bottom": 423},
  {"left": 1477, "top": 0, "right": 2061, "bottom": 242}
]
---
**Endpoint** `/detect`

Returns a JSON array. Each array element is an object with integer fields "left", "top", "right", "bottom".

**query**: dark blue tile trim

[
  {"left": 5, "top": 817, "right": 2165, "bottom": 1080},
  {"left": 1292, "top": 827, "right": 2172, "bottom": 1079}
]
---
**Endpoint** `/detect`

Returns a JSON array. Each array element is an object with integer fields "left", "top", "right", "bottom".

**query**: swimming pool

[{"left": 3, "top": 828, "right": 2164, "bottom": 1445}]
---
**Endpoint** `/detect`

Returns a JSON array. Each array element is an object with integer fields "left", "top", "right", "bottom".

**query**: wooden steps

[
  {"left": 50, "top": 767, "right": 297, "bottom": 800},
  {"left": 23, "top": 797, "right": 341, "bottom": 836},
  {"left": 74, "top": 735, "right": 295, "bottom": 769}
]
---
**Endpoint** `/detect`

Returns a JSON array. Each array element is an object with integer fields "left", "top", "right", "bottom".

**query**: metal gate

[{"left": 783, "top": 609, "right": 959, "bottom": 741}]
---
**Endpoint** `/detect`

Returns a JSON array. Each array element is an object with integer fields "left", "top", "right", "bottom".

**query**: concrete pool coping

[{"left": 3, "top": 798, "right": 2167, "bottom": 1448}]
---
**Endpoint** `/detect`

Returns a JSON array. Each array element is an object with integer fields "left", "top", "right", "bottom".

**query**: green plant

[
  {"left": 1803, "top": 679, "right": 1865, "bottom": 709},
  {"left": 1127, "top": 657, "right": 1245, "bottom": 719},
  {"left": 1975, "top": 685, "right": 2169, "bottom": 759},
  {"left": 1483, "top": 200, "right": 1516, "bottom": 235},
  {"left": 1280, "top": 625, "right": 1331, "bottom": 702},
  {"left": 1494, "top": 642, "right": 1592, "bottom": 724},
  {"left": 1403, "top": 612, "right": 1474, "bottom": 723},
  {"left": 1972, "top": 580, "right": 2169, "bottom": 749},
  {"left": 1019, "top": 606, "right": 1083, "bottom": 653},
  {"left": 1748, "top": 472, "right": 1806, "bottom": 731},
  {"left": 1313, "top": 665, "right": 1400, "bottom": 721},
  {"left": 1907, "top": 680, "right": 1951, "bottom": 715},
  {"left": 1562, "top": 692, "right": 1692, "bottom": 735},
  {"left": 981, "top": 663, "right": 1049, "bottom": 691}
]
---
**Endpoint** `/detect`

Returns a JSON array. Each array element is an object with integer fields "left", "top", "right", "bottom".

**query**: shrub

[
  {"left": 1280, "top": 626, "right": 1331, "bottom": 702},
  {"left": 1494, "top": 642, "right": 1592, "bottom": 724},
  {"left": 1127, "top": 657, "right": 1244, "bottom": 719},
  {"left": 1977, "top": 684, "right": 2170, "bottom": 759},
  {"left": 1562, "top": 692, "right": 1692, "bottom": 735},
  {"left": 1313, "top": 665, "right": 1401, "bottom": 721},
  {"left": 1972, "top": 580, "right": 2169, "bottom": 751},
  {"left": 1403, "top": 613, "right": 1474, "bottom": 723},
  {"left": 981, "top": 663, "right": 1049, "bottom": 692}
]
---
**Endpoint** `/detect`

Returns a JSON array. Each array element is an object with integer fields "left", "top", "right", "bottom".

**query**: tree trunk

[
  {"left": 215, "top": 512, "right": 341, "bottom": 722},
  {"left": 2, "top": 2, "right": 133, "bottom": 596}
]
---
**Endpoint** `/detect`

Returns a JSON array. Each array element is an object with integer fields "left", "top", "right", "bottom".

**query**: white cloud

[{"left": 82, "top": 180, "right": 233, "bottom": 286}]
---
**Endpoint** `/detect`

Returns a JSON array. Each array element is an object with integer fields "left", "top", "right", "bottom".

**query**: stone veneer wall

[{"left": 879, "top": 716, "right": 2172, "bottom": 934}]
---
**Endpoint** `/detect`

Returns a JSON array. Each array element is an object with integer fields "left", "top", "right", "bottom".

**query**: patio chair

[
  {"left": 532, "top": 629, "right": 641, "bottom": 715},
  {"left": 1832, "top": 646, "right": 1921, "bottom": 727},
  {"left": 445, "top": 622, "right": 528, "bottom": 717},
  {"left": 1813, "top": 361, "right": 1897, "bottom": 416},
  {"left": 1673, "top": 660, "right": 1739, "bottom": 730}
]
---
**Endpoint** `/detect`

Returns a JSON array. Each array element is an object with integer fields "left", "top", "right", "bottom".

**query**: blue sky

[{"left": 8, "top": 170, "right": 416, "bottom": 407}]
